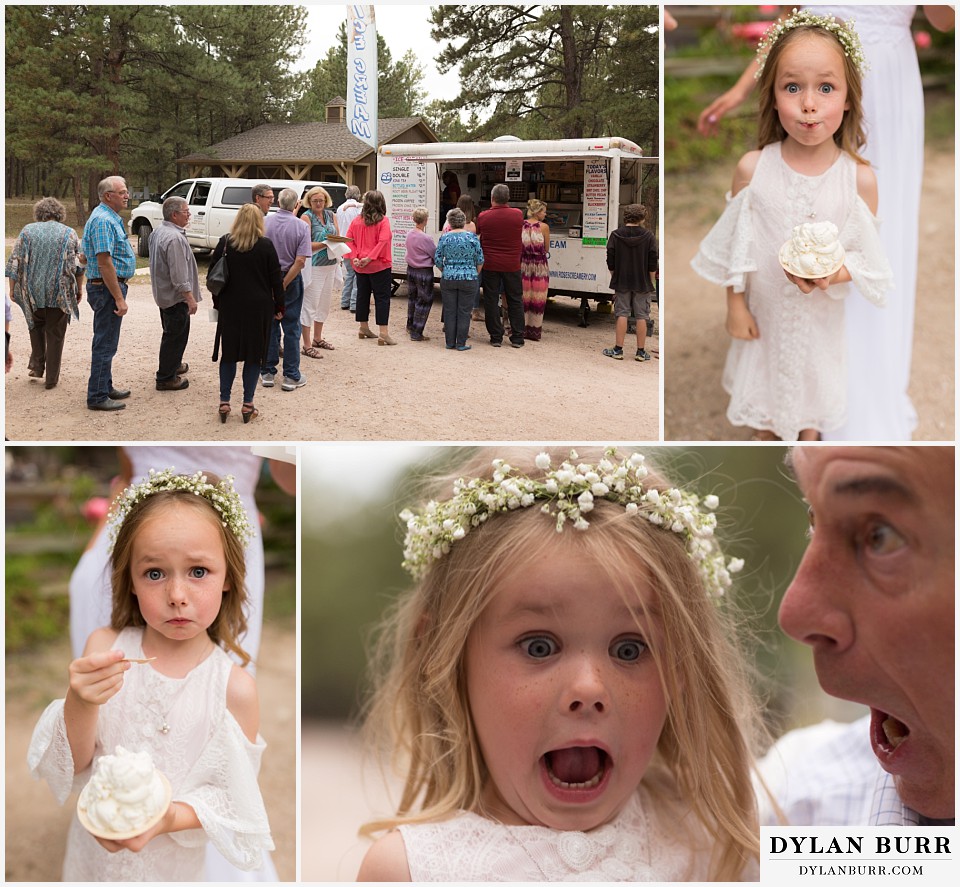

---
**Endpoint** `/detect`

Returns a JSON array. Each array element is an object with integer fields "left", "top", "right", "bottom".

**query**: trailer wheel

[{"left": 136, "top": 224, "right": 152, "bottom": 258}]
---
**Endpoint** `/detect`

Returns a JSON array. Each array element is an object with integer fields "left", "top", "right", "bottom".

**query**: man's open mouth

[
  {"left": 543, "top": 746, "right": 609, "bottom": 790},
  {"left": 873, "top": 709, "right": 910, "bottom": 752}
]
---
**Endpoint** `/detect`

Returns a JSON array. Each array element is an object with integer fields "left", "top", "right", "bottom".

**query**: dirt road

[
  {"left": 664, "top": 144, "right": 955, "bottom": 441},
  {"left": 4, "top": 283, "right": 659, "bottom": 442}
]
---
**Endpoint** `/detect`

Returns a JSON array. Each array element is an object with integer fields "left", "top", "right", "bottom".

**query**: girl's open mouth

[{"left": 543, "top": 746, "right": 610, "bottom": 790}]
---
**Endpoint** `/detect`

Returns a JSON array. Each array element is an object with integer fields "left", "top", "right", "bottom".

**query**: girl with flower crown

[
  {"left": 27, "top": 471, "right": 274, "bottom": 881},
  {"left": 692, "top": 10, "right": 893, "bottom": 441},
  {"left": 357, "top": 447, "right": 766, "bottom": 882}
]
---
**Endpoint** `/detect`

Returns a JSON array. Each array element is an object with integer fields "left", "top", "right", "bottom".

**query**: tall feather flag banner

[{"left": 346, "top": 5, "right": 378, "bottom": 150}]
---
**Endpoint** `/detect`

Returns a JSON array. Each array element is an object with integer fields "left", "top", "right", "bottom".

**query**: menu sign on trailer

[
  {"left": 383, "top": 158, "right": 428, "bottom": 269},
  {"left": 582, "top": 160, "right": 609, "bottom": 246}
]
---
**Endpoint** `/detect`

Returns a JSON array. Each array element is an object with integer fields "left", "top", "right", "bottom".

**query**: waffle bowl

[{"left": 77, "top": 769, "right": 171, "bottom": 841}]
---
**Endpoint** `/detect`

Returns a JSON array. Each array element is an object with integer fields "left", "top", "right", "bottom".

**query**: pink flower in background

[
  {"left": 731, "top": 21, "right": 773, "bottom": 44},
  {"left": 81, "top": 497, "right": 110, "bottom": 523},
  {"left": 914, "top": 31, "right": 932, "bottom": 49}
]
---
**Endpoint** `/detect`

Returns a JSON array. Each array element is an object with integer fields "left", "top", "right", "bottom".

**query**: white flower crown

[
  {"left": 755, "top": 8, "right": 867, "bottom": 80},
  {"left": 400, "top": 448, "right": 744, "bottom": 598},
  {"left": 107, "top": 468, "right": 253, "bottom": 552}
]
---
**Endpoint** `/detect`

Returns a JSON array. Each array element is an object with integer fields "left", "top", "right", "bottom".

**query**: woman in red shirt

[{"left": 346, "top": 190, "right": 395, "bottom": 345}]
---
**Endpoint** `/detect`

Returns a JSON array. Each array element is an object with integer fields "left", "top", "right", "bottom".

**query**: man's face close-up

[{"left": 780, "top": 447, "right": 955, "bottom": 819}]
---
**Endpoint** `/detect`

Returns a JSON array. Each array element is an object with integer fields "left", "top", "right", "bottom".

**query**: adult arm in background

[
  {"left": 267, "top": 459, "right": 297, "bottom": 496},
  {"left": 697, "top": 6, "right": 955, "bottom": 137}
]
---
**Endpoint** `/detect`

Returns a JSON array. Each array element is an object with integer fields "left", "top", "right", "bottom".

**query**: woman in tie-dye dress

[{"left": 520, "top": 199, "right": 550, "bottom": 341}]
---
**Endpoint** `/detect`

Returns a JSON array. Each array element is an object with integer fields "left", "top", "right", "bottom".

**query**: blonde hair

[
  {"left": 411, "top": 206, "right": 429, "bottom": 226},
  {"left": 757, "top": 24, "right": 867, "bottom": 163},
  {"left": 229, "top": 203, "right": 265, "bottom": 253},
  {"left": 526, "top": 198, "right": 547, "bottom": 218},
  {"left": 304, "top": 186, "right": 332, "bottom": 210},
  {"left": 109, "top": 480, "right": 251, "bottom": 667},
  {"left": 362, "top": 447, "right": 764, "bottom": 879}
]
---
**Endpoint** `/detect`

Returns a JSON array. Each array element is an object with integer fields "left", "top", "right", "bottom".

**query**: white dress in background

[
  {"left": 27, "top": 627, "right": 273, "bottom": 881},
  {"left": 692, "top": 142, "right": 891, "bottom": 440},
  {"left": 397, "top": 789, "right": 714, "bottom": 881},
  {"left": 68, "top": 446, "right": 265, "bottom": 664},
  {"left": 813, "top": 5, "right": 923, "bottom": 440}
]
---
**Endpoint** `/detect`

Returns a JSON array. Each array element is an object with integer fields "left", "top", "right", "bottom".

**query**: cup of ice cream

[
  {"left": 779, "top": 221, "right": 845, "bottom": 279},
  {"left": 77, "top": 746, "right": 171, "bottom": 840}
]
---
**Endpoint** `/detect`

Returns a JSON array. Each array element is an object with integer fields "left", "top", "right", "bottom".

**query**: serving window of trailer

[{"left": 442, "top": 160, "right": 593, "bottom": 235}]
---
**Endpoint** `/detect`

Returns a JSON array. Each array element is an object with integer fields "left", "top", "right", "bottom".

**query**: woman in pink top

[{"left": 346, "top": 190, "right": 395, "bottom": 345}]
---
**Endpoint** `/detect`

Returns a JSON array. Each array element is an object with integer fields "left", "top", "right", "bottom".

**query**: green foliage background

[
  {"left": 665, "top": 5, "right": 955, "bottom": 173},
  {"left": 5, "top": 447, "right": 296, "bottom": 653},
  {"left": 302, "top": 445, "right": 839, "bottom": 736}
]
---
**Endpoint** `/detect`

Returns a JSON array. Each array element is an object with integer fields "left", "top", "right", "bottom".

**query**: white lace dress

[
  {"left": 27, "top": 627, "right": 274, "bottom": 881},
  {"left": 812, "top": 6, "right": 921, "bottom": 440},
  {"left": 397, "top": 789, "right": 713, "bottom": 881},
  {"left": 692, "top": 142, "right": 892, "bottom": 440}
]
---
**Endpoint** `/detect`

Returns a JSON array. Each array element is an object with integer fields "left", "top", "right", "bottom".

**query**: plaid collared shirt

[
  {"left": 81, "top": 202, "right": 136, "bottom": 280},
  {"left": 758, "top": 716, "right": 919, "bottom": 825}
]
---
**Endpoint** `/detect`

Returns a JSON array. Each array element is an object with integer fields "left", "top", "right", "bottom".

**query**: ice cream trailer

[{"left": 376, "top": 136, "right": 657, "bottom": 304}]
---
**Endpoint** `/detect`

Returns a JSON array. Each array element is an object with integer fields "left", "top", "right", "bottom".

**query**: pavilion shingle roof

[{"left": 179, "top": 118, "right": 433, "bottom": 165}]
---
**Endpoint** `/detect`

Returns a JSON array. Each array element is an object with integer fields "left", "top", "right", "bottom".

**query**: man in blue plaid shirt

[{"left": 81, "top": 175, "right": 136, "bottom": 411}]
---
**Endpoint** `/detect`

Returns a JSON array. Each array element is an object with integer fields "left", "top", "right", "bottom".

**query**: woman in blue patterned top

[
  {"left": 434, "top": 208, "right": 483, "bottom": 351},
  {"left": 5, "top": 197, "right": 85, "bottom": 389}
]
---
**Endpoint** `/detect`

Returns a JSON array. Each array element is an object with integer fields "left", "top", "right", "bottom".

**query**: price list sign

[
  {"left": 582, "top": 160, "right": 609, "bottom": 246},
  {"left": 388, "top": 159, "right": 428, "bottom": 269}
]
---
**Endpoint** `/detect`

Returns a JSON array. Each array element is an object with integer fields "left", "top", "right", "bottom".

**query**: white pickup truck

[{"left": 129, "top": 176, "right": 347, "bottom": 256}]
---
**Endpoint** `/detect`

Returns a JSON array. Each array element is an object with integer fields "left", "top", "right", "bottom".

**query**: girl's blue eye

[
  {"left": 520, "top": 636, "right": 557, "bottom": 659},
  {"left": 190, "top": 567, "right": 208, "bottom": 579},
  {"left": 786, "top": 83, "right": 800, "bottom": 93},
  {"left": 820, "top": 84, "right": 834, "bottom": 94},
  {"left": 146, "top": 569, "right": 163, "bottom": 581},
  {"left": 612, "top": 639, "right": 646, "bottom": 662}
]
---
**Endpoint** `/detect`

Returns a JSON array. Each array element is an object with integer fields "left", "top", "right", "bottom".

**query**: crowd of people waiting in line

[{"left": 4, "top": 177, "right": 658, "bottom": 423}]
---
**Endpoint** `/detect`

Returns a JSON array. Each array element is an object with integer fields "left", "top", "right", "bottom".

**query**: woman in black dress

[{"left": 210, "top": 203, "right": 284, "bottom": 423}]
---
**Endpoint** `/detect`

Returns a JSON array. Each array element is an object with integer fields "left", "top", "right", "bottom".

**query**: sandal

[
  {"left": 378, "top": 334, "right": 397, "bottom": 346},
  {"left": 218, "top": 402, "right": 231, "bottom": 424},
  {"left": 358, "top": 328, "right": 378, "bottom": 339},
  {"left": 313, "top": 339, "right": 335, "bottom": 350},
  {"left": 301, "top": 345, "right": 323, "bottom": 359},
  {"left": 241, "top": 403, "right": 259, "bottom": 424}
]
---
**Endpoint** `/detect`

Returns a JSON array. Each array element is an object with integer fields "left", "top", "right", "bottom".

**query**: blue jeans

[
  {"left": 264, "top": 275, "right": 304, "bottom": 381},
  {"left": 340, "top": 260, "right": 358, "bottom": 311},
  {"left": 220, "top": 360, "right": 261, "bottom": 404},
  {"left": 440, "top": 278, "right": 475, "bottom": 347},
  {"left": 86, "top": 280, "right": 126, "bottom": 405}
]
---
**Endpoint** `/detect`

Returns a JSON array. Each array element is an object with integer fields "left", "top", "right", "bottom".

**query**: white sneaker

[
  {"left": 260, "top": 372, "right": 276, "bottom": 388},
  {"left": 281, "top": 374, "right": 307, "bottom": 391}
]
